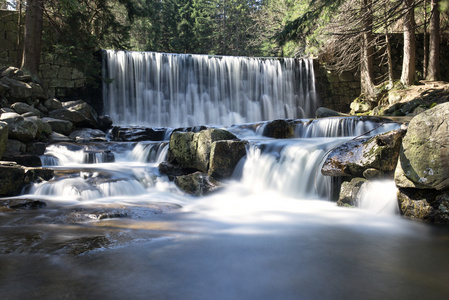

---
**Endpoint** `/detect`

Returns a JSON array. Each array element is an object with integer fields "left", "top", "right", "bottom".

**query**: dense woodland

[{"left": 2, "top": 0, "right": 449, "bottom": 99}]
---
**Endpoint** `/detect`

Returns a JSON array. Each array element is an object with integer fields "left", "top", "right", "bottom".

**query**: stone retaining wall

[{"left": 0, "top": 10, "right": 86, "bottom": 99}]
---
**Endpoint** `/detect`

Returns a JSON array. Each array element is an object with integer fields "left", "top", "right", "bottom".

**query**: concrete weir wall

[{"left": 0, "top": 9, "right": 86, "bottom": 99}]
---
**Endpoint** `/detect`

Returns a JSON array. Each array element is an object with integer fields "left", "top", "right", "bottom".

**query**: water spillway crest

[{"left": 103, "top": 50, "right": 318, "bottom": 127}]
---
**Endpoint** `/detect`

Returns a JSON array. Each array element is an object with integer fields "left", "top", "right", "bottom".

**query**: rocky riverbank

[
  {"left": 0, "top": 66, "right": 113, "bottom": 197},
  {"left": 320, "top": 100, "right": 449, "bottom": 224}
]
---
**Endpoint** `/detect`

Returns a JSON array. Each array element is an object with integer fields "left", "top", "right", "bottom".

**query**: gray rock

[
  {"left": 208, "top": 140, "right": 247, "bottom": 179},
  {"left": 322, "top": 129, "right": 405, "bottom": 178},
  {"left": 48, "top": 101, "right": 99, "bottom": 128},
  {"left": 0, "top": 121, "right": 8, "bottom": 159},
  {"left": 29, "top": 82, "right": 47, "bottom": 99},
  {"left": 11, "top": 102, "right": 41, "bottom": 117},
  {"left": 337, "top": 177, "right": 367, "bottom": 207},
  {"left": 174, "top": 172, "right": 222, "bottom": 196},
  {"left": 316, "top": 107, "right": 346, "bottom": 118},
  {"left": 49, "top": 132, "right": 72, "bottom": 143},
  {"left": 397, "top": 188, "right": 449, "bottom": 224},
  {"left": 262, "top": 119, "right": 294, "bottom": 139},
  {"left": 42, "top": 117, "right": 73, "bottom": 136},
  {"left": 4, "top": 139, "right": 26, "bottom": 155},
  {"left": 169, "top": 128, "right": 237, "bottom": 173},
  {"left": 44, "top": 98, "right": 63, "bottom": 110},
  {"left": 0, "top": 77, "right": 33, "bottom": 99},
  {"left": 0, "top": 112, "right": 38, "bottom": 142},
  {"left": 69, "top": 128, "right": 107, "bottom": 142},
  {"left": 395, "top": 102, "right": 449, "bottom": 190},
  {"left": 0, "top": 163, "right": 25, "bottom": 196}
]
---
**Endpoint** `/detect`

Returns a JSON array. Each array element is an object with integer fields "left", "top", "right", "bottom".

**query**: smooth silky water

[{"left": 1, "top": 52, "right": 449, "bottom": 299}]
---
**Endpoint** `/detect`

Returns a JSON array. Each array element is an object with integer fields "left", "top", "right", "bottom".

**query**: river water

[{"left": 1, "top": 118, "right": 449, "bottom": 299}]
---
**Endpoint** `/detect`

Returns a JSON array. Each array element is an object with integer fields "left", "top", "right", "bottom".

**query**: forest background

[{"left": 2, "top": 0, "right": 449, "bottom": 100}]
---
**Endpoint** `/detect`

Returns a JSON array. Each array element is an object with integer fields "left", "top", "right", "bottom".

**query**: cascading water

[
  {"left": 5, "top": 53, "right": 449, "bottom": 300},
  {"left": 103, "top": 50, "right": 318, "bottom": 127}
]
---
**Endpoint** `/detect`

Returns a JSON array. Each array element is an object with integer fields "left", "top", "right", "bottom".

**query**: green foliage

[{"left": 42, "top": 0, "right": 137, "bottom": 85}]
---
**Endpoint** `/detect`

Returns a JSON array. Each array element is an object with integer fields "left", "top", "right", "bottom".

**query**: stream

[{"left": 1, "top": 118, "right": 449, "bottom": 299}]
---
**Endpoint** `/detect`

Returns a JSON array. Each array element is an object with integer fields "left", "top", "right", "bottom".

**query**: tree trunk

[
  {"left": 400, "top": 0, "right": 416, "bottom": 86},
  {"left": 16, "top": 0, "right": 23, "bottom": 68},
  {"left": 423, "top": 0, "right": 428, "bottom": 78},
  {"left": 426, "top": 0, "right": 440, "bottom": 81},
  {"left": 21, "top": 0, "right": 44, "bottom": 80},
  {"left": 360, "top": 0, "right": 375, "bottom": 99}
]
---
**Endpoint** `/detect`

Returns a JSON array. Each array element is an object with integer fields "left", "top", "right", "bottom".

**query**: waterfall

[{"left": 102, "top": 50, "right": 319, "bottom": 127}]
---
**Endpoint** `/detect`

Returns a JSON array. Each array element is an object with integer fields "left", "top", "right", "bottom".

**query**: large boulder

[
  {"left": 395, "top": 102, "right": 449, "bottom": 190},
  {"left": 322, "top": 128, "right": 405, "bottom": 178},
  {"left": 48, "top": 100, "right": 99, "bottom": 128},
  {"left": 0, "top": 112, "right": 39, "bottom": 142},
  {"left": 0, "top": 121, "right": 8, "bottom": 159},
  {"left": 169, "top": 128, "right": 237, "bottom": 173},
  {"left": 0, "top": 77, "right": 33, "bottom": 99},
  {"left": 0, "top": 162, "right": 54, "bottom": 196},
  {"left": 208, "top": 140, "right": 247, "bottom": 179},
  {"left": 174, "top": 172, "right": 222, "bottom": 196},
  {"left": 44, "top": 98, "right": 63, "bottom": 111},
  {"left": 0, "top": 163, "right": 25, "bottom": 196},
  {"left": 11, "top": 102, "right": 41, "bottom": 117},
  {"left": 42, "top": 117, "right": 73, "bottom": 136}
]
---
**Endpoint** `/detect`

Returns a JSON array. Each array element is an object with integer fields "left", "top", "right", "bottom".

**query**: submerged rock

[
  {"left": 174, "top": 172, "right": 222, "bottom": 196},
  {"left": 322, "top": 128, "right": 405, "bottom": 178},
  {"left": 0, "top": 198, "right": 46, "bottom": 210},
  {"left": 395, "top": 102, "right": 449, "bottom": 190}
]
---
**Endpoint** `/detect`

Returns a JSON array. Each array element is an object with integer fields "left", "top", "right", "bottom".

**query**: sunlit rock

[
  {"left": 169, "top": 128, "right": 237, "bottom": 173},
  {"left": 42, "top": 117, "right": 73, "bottom": 136},
  {"left": 322, "top": 128, "right": 405, "bottom": 178},
  {"left": 49, "top": 100, "right": 99, "bottom": 128},
  {"left": 11, "top": 102, "right": 41, "bottom": 117},
  {"left": 0, "top": 112, "right": 39, "bottom": 142},
  {"left": 395, "top": 102, "right": 449, "bottom": 190}
]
